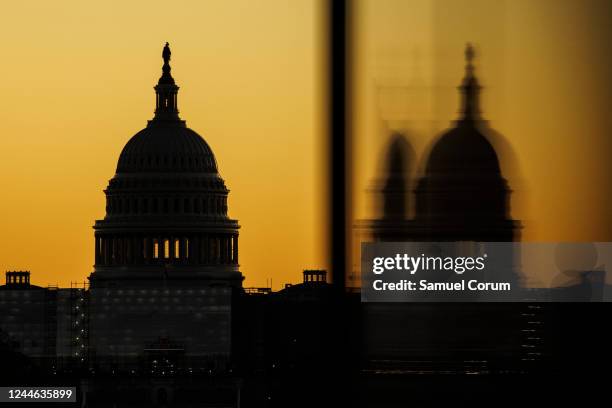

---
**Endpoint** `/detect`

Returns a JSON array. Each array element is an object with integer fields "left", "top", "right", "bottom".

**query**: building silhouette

[
  {"left": 0, "top": 271, "right": 88, "bottom": 374},
  {"left": 87, "top": 43, "right": 242, "bottom": 375}
]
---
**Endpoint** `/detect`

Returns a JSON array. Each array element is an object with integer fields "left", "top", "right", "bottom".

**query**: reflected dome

[
  {"left": 413, "top": 44, "right": 518, "bottom": 242},
  {"left": 426, "top": 122, "right": 500, "bottom": 175}
]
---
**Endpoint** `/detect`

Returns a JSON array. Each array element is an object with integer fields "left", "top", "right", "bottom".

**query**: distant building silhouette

[
  {"left": 233, "top": 269, "right": 351, "bottom": 405},
  {"left": 0, "top": 271, "right": 88, "bottom": 372},
  {"left": 88, "top": 43, "right": 242, "bottom": 374}
]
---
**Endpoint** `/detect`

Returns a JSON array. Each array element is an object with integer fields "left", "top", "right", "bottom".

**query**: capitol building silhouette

[{"left": 89, "top": 42, "right": 242, "bottom": 374}]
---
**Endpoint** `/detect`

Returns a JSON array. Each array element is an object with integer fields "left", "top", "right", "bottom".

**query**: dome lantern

[
  {"left": 151, "top": 42, "right": 182, "bottom": 124},
  {"left": 459, "top": 43, "right": 482, "bottom": 122}
]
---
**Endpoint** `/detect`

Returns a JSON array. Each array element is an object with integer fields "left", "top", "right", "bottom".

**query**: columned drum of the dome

[{"left": 88, "top": 44, "right": 241, "bottom": 373}]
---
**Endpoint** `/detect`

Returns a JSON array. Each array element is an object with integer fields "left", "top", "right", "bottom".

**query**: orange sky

[
  {"left": 0, "top": 0, "right": 325, "bottom": 288},
  {"left": 1, "top": 0, "right": 611, "bottom": 289}
]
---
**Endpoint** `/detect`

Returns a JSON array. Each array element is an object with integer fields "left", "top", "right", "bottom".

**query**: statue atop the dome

[
  {"left": 465, "top": 43, "right": 475, "bottom": 66},
  {"left": 162, "top": 42, "right": 171, "bottom": 65},
  {"left": 459, "top": 42, "right": 481, "bottom": 121},
  {"left": 158, "top": 42, "right": 174, "bottom": 85}
]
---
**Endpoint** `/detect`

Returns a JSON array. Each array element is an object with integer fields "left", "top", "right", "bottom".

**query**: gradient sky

[
  {"left": 0, "top": 0, "right": 325, "bottom": 288},
  {"left": 1, "top": 1, "right": 611, "bottom": 288}
]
